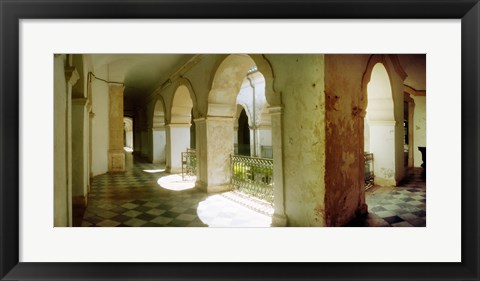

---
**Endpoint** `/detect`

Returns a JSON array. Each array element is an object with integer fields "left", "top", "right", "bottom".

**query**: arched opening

[
  {"left": 199, "top": 55, "right": 274, "bottom": 209},
  {"left": 123, "top": 117, "right": 134, "bottom": 152},
  {"left": 364, "top": 62, "right": 398, "bottom": 187},
  {"left": 152, "top": 99, "right": 166, "bottom": 164},
  {"left": 235, "top": 106, "right": 251, "bottom": 156},
  {"left": 166, "top": 85, "right": 194, "bottom": 173}
]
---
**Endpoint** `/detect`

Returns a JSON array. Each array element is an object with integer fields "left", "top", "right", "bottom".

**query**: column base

[
  {"left": 166, "top": 166, "right": 182, "bottom": 174},
  {"left": 108, "top": 150, "right": 125, "bottom": 172},
  {"left": 357, "top": 203, "right": 368, "bottom": 216},
  {"left": 374, "top": 177, "right": 397, "bottom": 187},
  {"left": 271, "top": 213, "right": 288, "bottom": 227},
  {"left": 72, "top": 195, "right": 87, "bottom": 208},
  {"left": 195, "top": 180, "right": 232, "bottom": 193}
]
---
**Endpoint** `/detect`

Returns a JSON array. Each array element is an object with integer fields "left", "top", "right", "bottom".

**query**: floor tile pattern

[
  {"left": 347, "top": 168, "right": 426, "bottom": 227},
  {"left": 80, "top": 153, "right": 426, "bottom": 227},
  {"left": 79, "top": 153, "right": 272, "bottom": 227}
]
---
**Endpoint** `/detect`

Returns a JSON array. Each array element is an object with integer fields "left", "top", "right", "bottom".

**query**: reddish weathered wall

[{"left": 324, "top": 55, "right": 370, "bottom": 226}]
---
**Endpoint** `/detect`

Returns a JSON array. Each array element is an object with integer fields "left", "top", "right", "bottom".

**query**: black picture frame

[{"left": 1, "top": 1, "right": 478, "bottom": 280}]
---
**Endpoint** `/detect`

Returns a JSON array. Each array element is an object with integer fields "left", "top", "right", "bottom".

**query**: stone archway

[
  {"left": 362, "top": 55, "right": 407, "bottom": 186},
  {"left": 166, "top": 85, "right": 194, "bottom": 173},
  {"left": 196, "top": 54, "right": 286, "bottom": 225},
  {"left": 151, "top": 98, "right": 166, "bottom": 164}
]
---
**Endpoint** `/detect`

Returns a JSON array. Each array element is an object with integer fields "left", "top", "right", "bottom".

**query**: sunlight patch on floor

[
  {"left": 143, "top": 169, "right": 166, "bottom": 173},
  {"left": 197, "top": 194, "right": 272, "bottom": 227},
  {"left": 157, "top": 174, "right": 195, "bottom": 191}
]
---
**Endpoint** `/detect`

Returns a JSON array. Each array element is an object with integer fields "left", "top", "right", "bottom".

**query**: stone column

[
  {"left": 108, "top": 85, "right": 125, "bottom": 172},
  {"left": 194, "top": 117, "right": 234, "bottom": 193},
  {"left": 72, "top": 98, "right": 88, "bottom": 207},
  {"left": 89, "top": 111, "right": 95, "bottom": 181},
  {"left": 152, "top": 126, "right": 166, "bottom": 164},
  {"left": 369, "top": 120, "right": 397, "bottom": 186},
  {"left": 166, "top": 123, "right": 190, "bottom": 173},
  {"left": 269, "top": 107, "right": 287, "bottom": 226},
  {"left": 407, "top": 100, "right": 415, "bottom": 168},
  {"left": 56, "top": 65, "right": 78, "bottom": 227}
]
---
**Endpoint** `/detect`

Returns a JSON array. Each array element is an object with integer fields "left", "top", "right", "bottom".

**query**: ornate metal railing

[
  {"left": 181, "top": 149, "right": 197, "bottom": 180},
  {"left": 364, "top": 152, "right": 374, "bottom": 189},
  {"left": 231, "top": 155, "right": 274, "bottom": 204}
]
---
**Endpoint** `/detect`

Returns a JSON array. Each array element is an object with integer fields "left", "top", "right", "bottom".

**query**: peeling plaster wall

[
  {"left": 412, "top": 95, "right": 426, "bottom": 167},
  {"left": 91, "top": 66, "right": 109, "bottom": 176},
  {"left": 324, "top": 54, "right": 370, "bottom": 226},
  {"left": 268, "top": 54, "right": 327, "bottom": 226}
]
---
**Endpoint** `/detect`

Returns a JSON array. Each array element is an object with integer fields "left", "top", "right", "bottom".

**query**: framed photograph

[{"left": 1, "top": 0, "right": 478, "bottom": 280}]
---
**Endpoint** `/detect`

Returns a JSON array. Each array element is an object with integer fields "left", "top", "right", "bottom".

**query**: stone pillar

[
  {"left": 72, "top": 98, "right": 88, "bottom": 207},
  {"left": 194, "top": 117, "right": 234, "bottom": 193},
  {"left": 59, "top": 65, "right": 79, "bottom": 227},
  {"left": 269, "top": 107, "right": 287, "bottom": 226},
  {"left": 89, "top": 111, "right": 95, "bottom": 181},
  {"left": 369, "top": 120, "right": 397, "bottom": 186},
  {"left": 407, "top": 100, "right": 415, "bottom": 168},
  {"left": 108, "top": 85, "right": 125, "bottom": 172},
  {"left": 166, "top": 123, "right": 190, "bottom": 173},
  {"left": 152, "top": 126, "right": 166, "bottom": 164}
]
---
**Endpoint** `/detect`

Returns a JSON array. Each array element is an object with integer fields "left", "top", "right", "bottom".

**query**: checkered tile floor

[
  {"left": 79, "top": 152, "right": 272, "bottom": 227},
  {"left": 79, "top": 152, "right": 425, "bottom": 227},
  {"left": 346, "top": 168, "right": 426, "bottom": 227}
]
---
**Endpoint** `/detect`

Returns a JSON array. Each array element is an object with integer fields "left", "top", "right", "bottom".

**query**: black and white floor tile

[{"left": 79, "top": 152, "right": 426, "bottom": 227}]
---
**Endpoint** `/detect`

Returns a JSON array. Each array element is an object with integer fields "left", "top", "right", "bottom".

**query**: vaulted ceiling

[
  {"left": 90, "top": 54, "right": 195, "bottom": 109},
  {"left": 89, "top": 54, "right": 426, "bottom": 112}
]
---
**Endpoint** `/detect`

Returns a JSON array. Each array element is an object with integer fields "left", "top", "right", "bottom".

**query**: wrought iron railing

[
  {"left": 231, "top": 155, "right": 274, "bottom": 204},
  {"left": 364, "top": 152, "right": 374, "bottom": 189},
  {"left": 181, "top": 149, "right": 197, "bottom": 180}
]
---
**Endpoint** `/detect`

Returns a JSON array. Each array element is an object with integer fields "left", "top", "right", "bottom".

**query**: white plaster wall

[
  {"left": 413, "top": 95, "right": 426, "bottom": 167},
  {"left": 152, "top": 129, "right": 166, "bottom": 163},
  {"left": 236, "top": 75, "right": 268, "bottom": 127},
  {"left": 166, "top": 125, "right": 190, "bottom": 172},
  {"left": 369, "top": 124, "right": 396, "bottom": 182},
  {"left": 91, "top": 66, "right": 109, "bottom": 176}
]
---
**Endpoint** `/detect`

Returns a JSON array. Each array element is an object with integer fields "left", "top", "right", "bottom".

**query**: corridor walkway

[{"left": 78, "top": 152, "right": 273, "bottom": 227}]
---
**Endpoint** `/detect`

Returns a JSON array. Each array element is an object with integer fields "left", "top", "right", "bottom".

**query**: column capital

[
  {"left": 152, "top": 126, "right": 166, "bottom": 131},
  {"left": 194, "top": 116, "right": 234, "bottom": 125},
  {"left": 166, "top": 123, "right": 191, "bottom": 128},
  {"left": 268, "top": 106, "right": 283, "bottom": 115}
]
